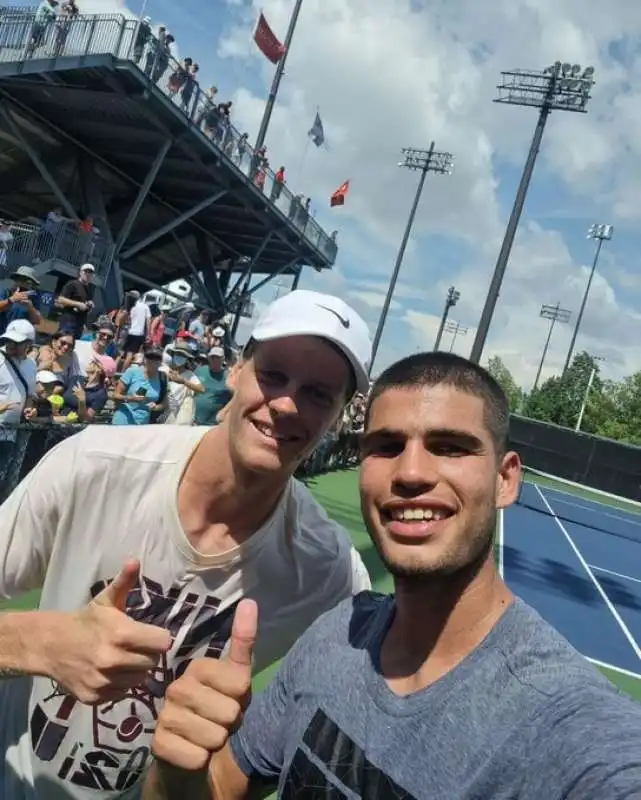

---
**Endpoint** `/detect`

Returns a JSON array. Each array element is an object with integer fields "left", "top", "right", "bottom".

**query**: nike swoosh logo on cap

[{"left": 317, "top": 304, "right": 350, "bottom": 328}]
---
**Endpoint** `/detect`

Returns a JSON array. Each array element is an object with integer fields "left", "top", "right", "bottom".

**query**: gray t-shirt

[{"left": 231, "top": 593, "right": 641, "bottom": 799}]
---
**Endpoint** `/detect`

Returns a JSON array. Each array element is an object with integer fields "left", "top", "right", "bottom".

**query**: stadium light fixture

[
  {"left": 369, "top": 142, "right": 454, "bottom": 374},
  {"left": 469, "top": 62, "right": 596, "bottom": 364},
  {"left": 434, "top": 286, "right": 461, "bottom": 351},
  {"left": 532, "top": 302, "right": 572, "bottom": 391},
  {"left": 563, "top": 223, "right": 613, "bottom": 375}
]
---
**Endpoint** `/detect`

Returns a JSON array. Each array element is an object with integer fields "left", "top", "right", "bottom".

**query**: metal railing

[
  {"left": 0, "top": 11, "right": 338, "bottom": 265},
  {"left": 0, "top": 219, "right": 111, "bottom": 279}
]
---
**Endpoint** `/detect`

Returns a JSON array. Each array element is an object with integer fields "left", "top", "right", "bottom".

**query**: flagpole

[
  {"left": 297, "top": 136, "right": 311, "bottom": 184},
  {"left": 254, "top": 0, "right": 304, "bottom": 153}
]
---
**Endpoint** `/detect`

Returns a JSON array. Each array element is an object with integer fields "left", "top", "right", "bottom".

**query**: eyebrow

[{"left": 362, "top": 427, "right": 485, "bottom": 449}]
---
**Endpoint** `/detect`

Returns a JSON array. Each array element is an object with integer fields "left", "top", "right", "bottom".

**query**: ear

[{"left": 496, "top": 451, "right": 521, "bottom": 510}]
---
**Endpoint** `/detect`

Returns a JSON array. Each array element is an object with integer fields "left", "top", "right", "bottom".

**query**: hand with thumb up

[
  {"left": 151, "top": 598, "right": 258, "bottom": 773},
  {"left": 45, "top": 559, "right": 171, "bottom": 705}
]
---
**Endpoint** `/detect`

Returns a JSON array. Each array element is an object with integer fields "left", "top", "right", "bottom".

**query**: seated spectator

[
  {"left": 193, "top": 345, "right": 231, "bottom": 426},
  {"left": 74, "top": 316, "right": 117, "bottom": 376},
  {"left": 58, "top": 357, "right": 115, "bottom": 423},
  {"left": 33, "top": 370, "right": 65, "bottom": 420},
  {"left": 112, "top": 346, "right": 166, "bottom": 426},
  {"left": 0, "top": 266, "right": 43, "bottom": 336},
  {"left": 37, "top": 330, "right": 80, "bottom": 391}
]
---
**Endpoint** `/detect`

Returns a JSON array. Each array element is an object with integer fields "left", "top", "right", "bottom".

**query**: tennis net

[{"left": 516, "top": 466, "right": 641, "bottom": 545}]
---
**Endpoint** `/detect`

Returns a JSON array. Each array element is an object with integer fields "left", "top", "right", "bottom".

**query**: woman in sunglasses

[{"left": 36, "top": 330, "right": 80, "bottom": 392}]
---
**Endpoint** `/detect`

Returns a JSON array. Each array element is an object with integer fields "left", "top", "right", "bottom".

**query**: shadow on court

[{"left": 503, "top": 544, "right": 641, "bottom": 612}]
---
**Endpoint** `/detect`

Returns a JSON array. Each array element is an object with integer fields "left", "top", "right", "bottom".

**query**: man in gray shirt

[{"left": 145, "top": 351, "right": 641, "bottom": 799}]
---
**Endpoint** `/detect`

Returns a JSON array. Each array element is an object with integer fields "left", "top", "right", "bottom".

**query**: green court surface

[{"left": 2, "top": 468, "right": 639, "bottom": 700}]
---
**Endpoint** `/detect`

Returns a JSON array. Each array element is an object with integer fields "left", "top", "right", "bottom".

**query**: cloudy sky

[{"left": 21, "top": 0, "right": 641, "bottom": 385}]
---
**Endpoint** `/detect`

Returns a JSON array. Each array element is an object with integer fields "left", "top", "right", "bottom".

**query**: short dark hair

[{"left": 366, "top": 352, "right": 509, "bottom": 456}]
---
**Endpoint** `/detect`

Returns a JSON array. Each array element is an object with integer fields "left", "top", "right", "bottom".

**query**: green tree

[
  {"left": 487, "top": 356, "right": 523, "bottom": 412},
  {"left": 526, "top": 351, "right": 606, "bottom": 431},
  {"left": 595, "top": 373, "right": 641, "bottom": 445}
]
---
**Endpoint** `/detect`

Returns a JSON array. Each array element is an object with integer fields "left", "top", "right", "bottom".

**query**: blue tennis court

[{"left": 502, "top": 472, "right": 641, "bottom": 682}]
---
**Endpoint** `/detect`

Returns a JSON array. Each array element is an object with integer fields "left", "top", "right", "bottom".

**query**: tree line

[{"left": 486, "top": 352, "right": 641, "bottom": 446}]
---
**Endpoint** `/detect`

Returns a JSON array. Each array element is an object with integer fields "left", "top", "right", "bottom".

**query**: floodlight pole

[
  {"left": 469, "top": 62, "right": 595, "bottom": 364},
  {"left": 575, "top": 355, "right": 605, "bottom": 431},
  {"left": 533, "top": 301, "right": 571, "bottom": 390},
  {"left": 563, "top": 225, "right": 612, "bottom": 375},
  {"left": 447, "top": 321, "right": 468, "bottom": 352},
  {"left": 369, "top": 141, "right": 453, "bottom": 375},
  {"left": 254, "top": 0, "right": 304, "bottom": 153},
  {"left": 434, "top": 286, "right": 460, "bottom": 350}
]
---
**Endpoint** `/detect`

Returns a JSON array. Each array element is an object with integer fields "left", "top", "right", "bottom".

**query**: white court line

[
  {"left": 586, "top": 657, "right": 641, "bottom": 682},
  {"left": 551, "top": 495, "right": 641, "bottom": 527},
  {"left": 589, "top": 564, "right": 641, "bottom": 586},
  {"left": 534, "top": 484, "right": 641, "bottom": 663},
  {"left": 497, "top": 508, "right": 504, "bottom": 579}
]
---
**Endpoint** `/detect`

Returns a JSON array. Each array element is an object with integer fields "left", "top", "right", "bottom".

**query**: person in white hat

[
  {"left": 0, "top": 289, "right": 372, "bottom": 799},
  {"left": 0, "top": 320, "right": 37, "bottom": 500}
]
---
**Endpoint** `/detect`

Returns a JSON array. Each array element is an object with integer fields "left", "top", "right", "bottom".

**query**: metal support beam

[
  {"left": 196, "top": 233, "right": 225, "bottom": 312},
  {"left": 249, "top": 257, "right": 300, "bottom": 296},
  {"left": 113, "top": 137, "right": 172, "bottom": 257},
  {"left": 120, "top": 189, "right": 227, "bottom": 260},
  {"left": 0, "top": 105, "right": 78, "bottom": 220},
  {"left": 291, "top": 264, "right": 302, "bottom": 291},
  {"left": 170, "top": 231, "right": 216, "bottom": 309}
]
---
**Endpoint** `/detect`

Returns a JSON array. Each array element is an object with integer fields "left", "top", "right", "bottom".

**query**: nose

[
  {"left": 267, "top": 381, "right": 300, "bottom": 417},
  {"left": 391, "top": 439, "right": 438, "bottom": 495}
]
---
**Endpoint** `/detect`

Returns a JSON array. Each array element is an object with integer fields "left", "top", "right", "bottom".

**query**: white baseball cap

[
  {"left": 1, "top": 319, "right": 36, "bottom": 343},
  {"left": 208, "top": 346, "right": 225, "bottom": 358},
  {"left": 251, "top": 289, "right": 371, "bottom": 393},
  {"left": 36, "top": 370, "right": 62, "bottom": 385},
  {"left": 80, "top": 263, "right": 95, "bottom": 273}
]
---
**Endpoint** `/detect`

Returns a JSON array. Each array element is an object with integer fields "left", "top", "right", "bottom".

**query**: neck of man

[
  {"left": 382, "top": 550, "right": 513, "bottom": 695},
  {"left": 177, "top": 425, "right": 291, "bottom": 556}
]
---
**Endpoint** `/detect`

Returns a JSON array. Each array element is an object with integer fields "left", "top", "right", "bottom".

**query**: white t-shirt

[
  {"left": 0, "top": 351, "right": 36, "bottom": 432},
  {"left": 0, "top": 425, "right": 370, "bottom": 799},
  {"left": 73, "top": 340, "right": 111, "bottom": 377},
  {"left": 128, "top": 300, "right": 150, "bottom": 337},
  {"left": 162, "top": 367, "right": 201, "bottom": 425}
]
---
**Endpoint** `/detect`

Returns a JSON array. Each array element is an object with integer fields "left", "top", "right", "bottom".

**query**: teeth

[
  {"left": 389, "top": 508, "right": 449, "bottom": 521},
  {"left": 254, "top": 422, "right": 287, "bottom": 441}
]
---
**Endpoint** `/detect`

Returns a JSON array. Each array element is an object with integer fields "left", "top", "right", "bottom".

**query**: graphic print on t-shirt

[
  {"left": 282, "top": 709, "right": 416, "bottom": 800},
  {"left": 30, "top": 573, "right": 239, "bottom": 794}
]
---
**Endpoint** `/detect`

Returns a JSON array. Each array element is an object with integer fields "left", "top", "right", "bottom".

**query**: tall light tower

[
  {"left": 532, "top": 302, "right": 571, "bottom": 391},
  {"left": 433, "top": 286, "right": 460, "bottom": 351},
  {"left": 445, "top": 320, "right": 468, "bottom": 352},
  {"left": 563, "top": 223, "right": 613, "bottom": 375},
  {"left": 369, "top": 143, "right": 454, "bottom": 374},
  {"left": 469, "top": 62, "right": 595, "bottom": 364}
]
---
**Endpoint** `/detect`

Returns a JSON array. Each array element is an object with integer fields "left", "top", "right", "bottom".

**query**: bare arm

[{"left": 0, "top": 610, "right": 66, "bottom": 678}]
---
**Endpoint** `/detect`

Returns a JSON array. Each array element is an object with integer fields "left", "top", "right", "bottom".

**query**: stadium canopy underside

[{"left": 0, "top": 25, "right": 337, "bottom": 311}]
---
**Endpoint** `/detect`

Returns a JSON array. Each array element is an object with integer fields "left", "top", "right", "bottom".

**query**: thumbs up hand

[
  {"left": 151, "top": 599, "right": 258, "bottom": 772},
  {"left": 46, "top": 559, "right": 172, "bottom": 705}
]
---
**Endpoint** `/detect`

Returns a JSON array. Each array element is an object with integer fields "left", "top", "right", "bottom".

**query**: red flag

[
  {"left": 253, "top": 12, "right": 286, "bottom": 64},
  {"left": 330, "top": 180, "right": 350, "bottom": 207}
]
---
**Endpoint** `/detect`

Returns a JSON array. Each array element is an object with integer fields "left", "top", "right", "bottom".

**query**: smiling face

[
  {"left": 359, "top": 384, "right": 520, "bottom": 581},
  {"left": 225, "top": 336, "right": 351, "bottom": 476}
]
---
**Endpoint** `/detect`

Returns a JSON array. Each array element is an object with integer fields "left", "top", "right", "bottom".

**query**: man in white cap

[
  {"left": 0, "top": 320, "right": 37, "bottom": 500},
  {"left": 193, "top": 345, "right": 231, "bottom": 426},
  {"left": 57, "top": 263, "right": 95, "bottom": 338},
  {"left": 0, "top": 289, "right": 372, "bottom": 799}
]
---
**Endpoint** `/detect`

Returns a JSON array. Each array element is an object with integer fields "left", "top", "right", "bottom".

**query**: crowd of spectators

[{"left": 0, "top": 262, "right": 233, "bottom": 445}]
